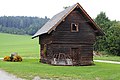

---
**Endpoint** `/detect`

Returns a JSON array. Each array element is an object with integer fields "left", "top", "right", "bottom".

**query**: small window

[{"left": 71, "top": 23, "right": 79, "bottom": 32}]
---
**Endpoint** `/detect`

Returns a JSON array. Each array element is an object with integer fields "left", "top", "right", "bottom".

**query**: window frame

[{"left": 71, "top": 23, "right": 79, "bottom": 32}]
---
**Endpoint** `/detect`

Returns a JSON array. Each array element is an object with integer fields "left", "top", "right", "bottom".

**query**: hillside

[
  {"left": 0, "top": 16, "right": 49, "bottom": 35},
  {"left": 0, "top": 33, "right": 39, "bottom": 58}
]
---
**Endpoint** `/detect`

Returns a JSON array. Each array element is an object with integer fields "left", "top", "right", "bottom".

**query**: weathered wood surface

[{"left": 40, "top": 8, "right": 95, "bottom": 66}]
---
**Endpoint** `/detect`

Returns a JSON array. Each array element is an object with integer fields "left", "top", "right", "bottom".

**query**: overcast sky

[{"left": 0, "top": 0, "right": 120, "bottom": 20}]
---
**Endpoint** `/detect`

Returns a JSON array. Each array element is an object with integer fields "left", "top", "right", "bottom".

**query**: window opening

[{"left": 71, "top": 23, "right": 78, "bottom": 32}]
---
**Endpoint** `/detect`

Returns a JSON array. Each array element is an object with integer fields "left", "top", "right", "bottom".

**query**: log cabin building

[{"left": 32, "top": 3, "right": 104, "bottom": 66}]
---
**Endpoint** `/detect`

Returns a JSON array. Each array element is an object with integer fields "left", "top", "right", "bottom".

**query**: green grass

[
  {"left": 0, "top": 59, "right": 120, "bottom": 80},
  {"left": 0, "top": 33, "right": 120, "bottom": 80},
  {"left": 94, "top": 55, "right": 120, "bottom": 62},
  {"left": 0, "top": 33, "right": 39, "bottom": 58},
  {"left": 93, "top": 51, "right": 120, "bottom": 62}
]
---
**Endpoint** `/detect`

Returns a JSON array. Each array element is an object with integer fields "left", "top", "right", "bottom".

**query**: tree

[
  {"left": 106, "top": 23, "right": 120, "bottom": 56},
  {"left": 94, "top": 12, "right": 111, "bottom": 51},
  {"left": 94, "top": 12, "right": 120, "bottom": 56},
  {"left": 0, "top": 16, "right": 49, "bottom": 35},
  {"left": 63, "top": 6, "right": 70, "bottom": 9}
]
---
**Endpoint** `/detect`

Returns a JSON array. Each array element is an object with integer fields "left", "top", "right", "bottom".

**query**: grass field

[
  {"left": 0, "top": 33, "right": 39, "bottom": 58},
  {"left": 0, "top": 33, "right": 120, "bottom": 80},
  {"left": 0, "top": 59, "right": 120, "bottom": 80},
  {"left": 94, "top": 56, "right": 120, "bottom": 62}
]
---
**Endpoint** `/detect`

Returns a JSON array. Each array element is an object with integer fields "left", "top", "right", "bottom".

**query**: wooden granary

[{"left": 32, "top": 3, "right": 104, "bottom": 66}]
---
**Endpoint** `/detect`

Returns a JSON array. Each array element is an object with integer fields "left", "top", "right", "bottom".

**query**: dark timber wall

[{"left": 39, "top": 9, "right": 96, "bottom": 65}]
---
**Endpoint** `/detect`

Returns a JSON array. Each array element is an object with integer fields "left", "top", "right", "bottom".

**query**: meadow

[
  {"left": 0, "top": 59, "right": 120, "bottom": 80},
  {"left": 0, "top": 33, "right": 39, "bottom": 58},
  {"left": 0, "top": 33, "right": 120, "bottom": 80},
  {"left": 94, "top": 55, "right": 120, "bottom": 62}
]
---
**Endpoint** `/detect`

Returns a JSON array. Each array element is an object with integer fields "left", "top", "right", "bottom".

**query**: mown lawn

[
  {"left": 0, "top": 33, "right": 39, "bottom": 58},
  {"left": 0, "top": 59, "right": 120, "bottom": 80},
  {"left": 0, "top": 33, "right": 120, "bottom": 80},
  {"left": 94, "top": 55, "right": 120, "bottom": 62}
]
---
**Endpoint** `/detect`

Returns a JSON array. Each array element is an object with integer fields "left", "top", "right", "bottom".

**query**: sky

[{"left": 0, "top": 0, "right": 120, "bottom": 20}]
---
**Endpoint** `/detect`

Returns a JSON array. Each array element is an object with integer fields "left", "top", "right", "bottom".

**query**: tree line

[
  {"left": 0, "top": 16, "right": 49, "bottom": 35},
  {"left": 94, "top": 12, "right": 120, "bottom": 56}
]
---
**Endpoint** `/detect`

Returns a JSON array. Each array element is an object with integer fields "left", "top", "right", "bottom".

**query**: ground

[
  {"left": 0, "top": 69, "right": 24, "bottom": 80},
  {"left": 0, "top": 59, "right": 120, "bottom": 80},
  {"left": 0, "top": 69, "right": 49, "bottom": 80},
  {"left": 0, "top": 33, "right": 120, "bottom": 80}
]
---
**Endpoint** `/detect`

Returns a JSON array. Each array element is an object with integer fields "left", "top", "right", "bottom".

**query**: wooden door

[{"left": 71, "top": 48, "right": 80, "bottom": 62}]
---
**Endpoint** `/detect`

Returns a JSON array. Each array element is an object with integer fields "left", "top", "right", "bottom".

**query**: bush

[
  {"left": 12, "top": 55, "right": 22, "bottom": 62},
  {"left": 4, "top": 56, "right": 11, "bottom": 61},
  {"left": 3, "top": 55, "right": 22, "bottom": 62}
]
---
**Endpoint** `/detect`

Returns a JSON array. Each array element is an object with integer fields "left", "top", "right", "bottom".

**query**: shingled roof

[{"left": 32, "top": 3, "right": 104, "bottom": 39}]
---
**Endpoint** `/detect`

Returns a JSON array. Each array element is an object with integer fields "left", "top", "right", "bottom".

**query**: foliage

[
  {"left": 12, "top": 55, "right": 22, "bottom": 62},
  {"left": 94, "top": 12, "right": 120, "bottom": 56},
  {"left": 94, "top": 12, "right": 111, "bottom": 51},
  {"left": 63, "top": 6, "right": 70, "bottom": 9},
  {"left": 3, "top": 56, "right": 11, "bottom": 61},
  {"left": 106, "top": 25, "right": 120, "bottom": 56},
  {"left": 4, "top": 55, "right": 22, "bottom": 62},
  {"left": 0, "top": 16, "right": 49, "bottom": 35}
]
